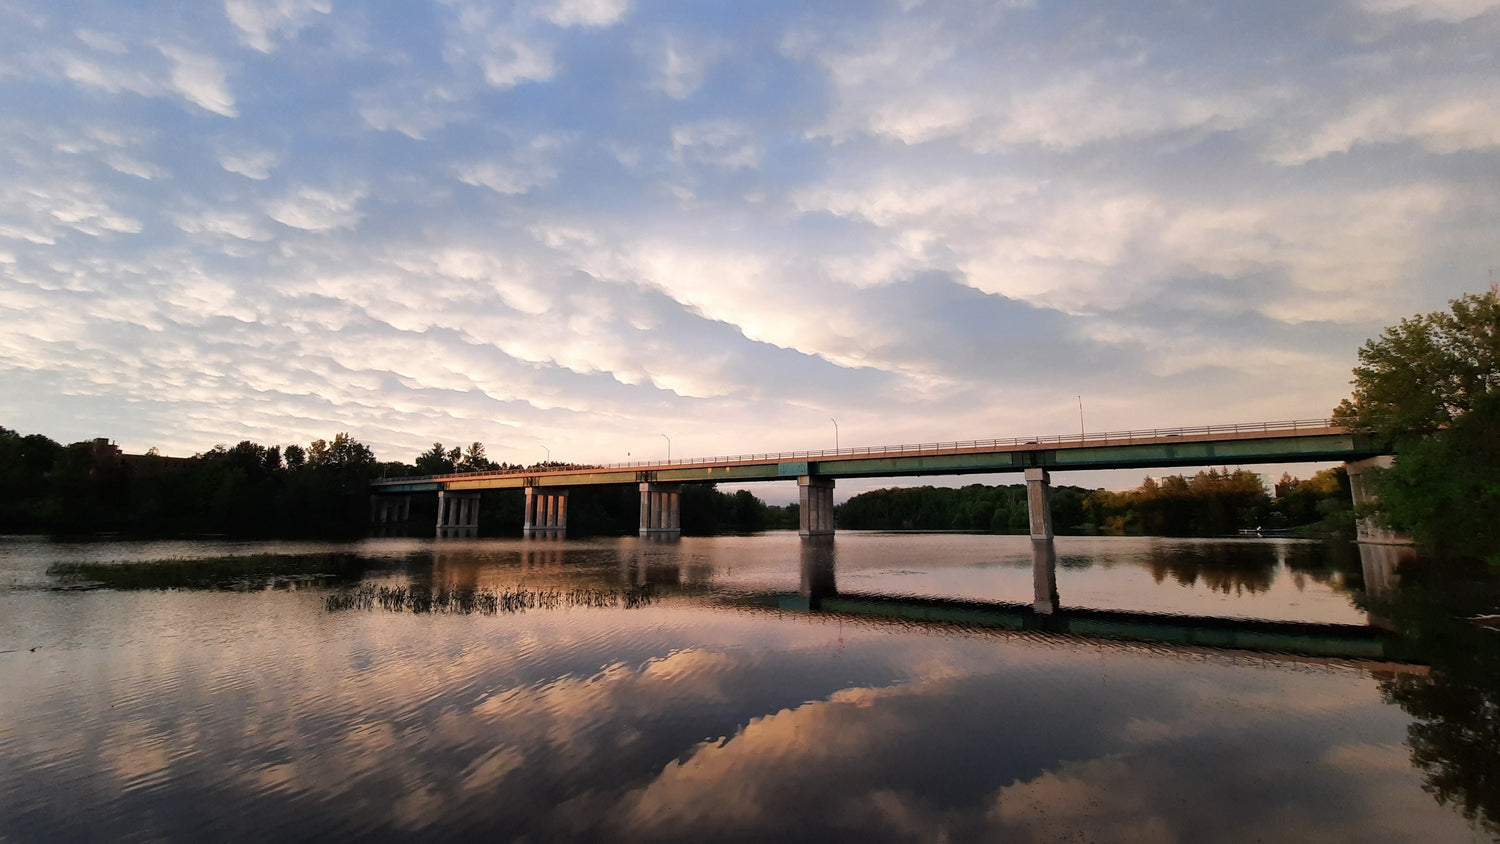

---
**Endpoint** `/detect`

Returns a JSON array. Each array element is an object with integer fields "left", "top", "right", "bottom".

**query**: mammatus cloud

[
  {"left": 1269, "top": 86, "right": 1500, "bottom": 164},
  {"left": 1355, "top": 0, "right": 1500, "bottom": 21},
  {"left": 534, "top": 0, "right": 631, "bottom": 28},
  {"left": 443, "top": 2, "right": 558, "bottom": 89},
  {"left": 267, "top": 187, "right": 366, "bottom": 231},
  {"left": 453, "top": 136, "right": 564, "bottom": 196},
  {"left": 157, "top": 46, "right": 238, "bottom": 117},
  {"left": 0, "top": 0, "right": 1495, "bottom": 469},
  {"left": 640, "top": 33, "right": 722, "bottom": 99},
  {"left": 47, "top": 36, "right": 238, "bottom": 119},
  {"left": 217, "top": 148, "right": 279, "bottom": 179},
  {"left": 225, "top": 0, "right": 332, "bottom": 53}
]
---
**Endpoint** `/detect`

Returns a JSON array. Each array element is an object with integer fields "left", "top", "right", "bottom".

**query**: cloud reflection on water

[{"left": 0, "top": 535, "right": 1482, "bottom": 841}]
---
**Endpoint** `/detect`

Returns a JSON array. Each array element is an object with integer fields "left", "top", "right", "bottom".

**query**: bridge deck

[{"left": 371, "top": 419, "right": 1382, "bottom": 494}]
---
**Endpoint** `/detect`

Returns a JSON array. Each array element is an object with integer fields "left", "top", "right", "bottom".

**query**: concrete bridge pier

[
  {"left": 639, "top": 483, "right": 682, "bottom": 536},
  {"left": 369, "top": 494, "right": 411, "bottom": 524},
  {"left": 436, "top": 490, "right": 480, "bottom": 538},
  {"left": 1344, "top": 456, "right": 1411, "bottom": 544},
  {"left": 524, "top": 487, "right": 569, "bottom": 537},
  {"left": 799, "top": 476, "right": 835, "bottom": 537},
  {"left": 1025, "top": 467, "right": 1054, "bottom": 540}
]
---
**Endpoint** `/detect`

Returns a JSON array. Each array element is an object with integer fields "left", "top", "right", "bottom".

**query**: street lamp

[
  {"left": 661, "top": 433, "right": 671, "bottom": 462},
  {"left": 830, "top": 418, "right": 839, "bottom": 452},
  {"left": 541, "top": 445, "right": 550, "bottom": 464},
  {"left": 1078, "top": 396, "right": 1085, "bottom": 439}
]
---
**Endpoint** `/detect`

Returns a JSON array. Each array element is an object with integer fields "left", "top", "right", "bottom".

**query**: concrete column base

[
  {"left": 524, "top": 488, "right": 569, "bottom": 538},
  {"left": 370, "top": 495, "right": 410, "bottom": 525},
  {"left": 436, "top": 490, "right": 481, "bottom": 538},
  {"left": 639, "top": 483, "right": 682, "bottom": 536},
  {"left": 1024, "top": 467, "right": 1054, "bottom": 540},
  {"left": 1344, "top": 456, "right": 1412, "bottom": 545},
  {"left": 799, "top": 476, "right": 835, "bottom": 537}
]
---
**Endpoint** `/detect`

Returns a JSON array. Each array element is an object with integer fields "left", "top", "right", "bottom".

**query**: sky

[{"left": 1, "top": 0, "right": 1497, "bottom": 500}]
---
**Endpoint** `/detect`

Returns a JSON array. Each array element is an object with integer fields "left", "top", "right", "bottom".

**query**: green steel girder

[{"left": 813, "top": 452, "right": 1021, "bottom": 478}]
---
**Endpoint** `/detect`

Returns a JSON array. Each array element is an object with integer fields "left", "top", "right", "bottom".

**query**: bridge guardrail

[{"left": 372, "top": 418, "right": 1344, "bottom": 486}]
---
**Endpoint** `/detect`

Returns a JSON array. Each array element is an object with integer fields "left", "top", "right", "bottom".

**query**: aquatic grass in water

[
  {"left": 324, "top": 584, "right": 653, "bottom": 614},
  {"left": 47, "top": 553, "right": 383, "bottom": 591}
]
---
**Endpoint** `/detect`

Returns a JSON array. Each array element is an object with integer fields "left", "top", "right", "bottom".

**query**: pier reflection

[
  {"left": 1032, "top": 538, "right": 1059, "bottom": 614},
  {"left": 783, "top": 536, "right": 1408, "bottom": 662},
  {"left": 1358, "top": 541, "right": 1414, "bottom": 600}
]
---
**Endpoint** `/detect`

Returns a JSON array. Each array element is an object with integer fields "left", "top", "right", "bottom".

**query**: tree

[
  {"left": 1334, "top": 290, "right": 1500, "bottom": 443},
  {"left": 325, "top": 432, "right": 375, "bottom": 468},
  {"left": 1378, "top": 391, "right": 1500, "bottom": 561},
  {"left": 1334, "top": 289, "right": 1500, "bottom": 563},
  {"left": 458, "top": 442, "right": 493, "bottom": 472},
  {"left": 306, "top": 438, "right": 330, "bottom": 467},
  {"left": 416, "top": 442, "right": 453, "bottom": 475}
]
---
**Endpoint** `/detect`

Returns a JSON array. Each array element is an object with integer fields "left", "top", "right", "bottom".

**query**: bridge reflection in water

[
  {"left": 418, "top": 533, "right": 1421, "bottom": 665},
  {"left": 758, "top": 537, "right": 1419, "bottom": 664}
]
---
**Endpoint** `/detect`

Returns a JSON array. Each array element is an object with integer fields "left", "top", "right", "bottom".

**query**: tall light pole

[
  {"left": 661, "top": 433, "right": 670, "bottom": 462},
  {"left": 1078, "top": 396, "right": 1085, "bottom": 439},
  {"left": 541, "top": 445, "right": 550, "bottom": 464},
  {"left": 830, "top": 418, "right": 839, "bottom": 451}
]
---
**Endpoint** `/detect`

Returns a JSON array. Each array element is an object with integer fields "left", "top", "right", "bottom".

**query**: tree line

[
  {"left": 834, "top": 466, "right": 1352, "bottom": 537},
  {"left": 0, "top": 431, "right": 382, "bottom": 537},
  {"left": 0, "top": 430, "right": 796, "bottom": 537}
]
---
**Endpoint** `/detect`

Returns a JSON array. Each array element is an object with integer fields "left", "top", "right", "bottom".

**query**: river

[{"left": 1, "top": 532, "right": 1495, "bottom": 842}]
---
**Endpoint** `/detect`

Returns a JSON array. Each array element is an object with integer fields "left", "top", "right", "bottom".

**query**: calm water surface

[{"left": 1, "top": 532, "right": 1494, "bottom": 842}]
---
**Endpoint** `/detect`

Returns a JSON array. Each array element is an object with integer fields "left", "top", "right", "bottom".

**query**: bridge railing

[{"left": 372, "top": 418, "right": 1342, "bottom": 486}]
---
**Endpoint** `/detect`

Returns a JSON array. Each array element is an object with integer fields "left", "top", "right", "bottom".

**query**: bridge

[{"left": 370, "top": 418, "right": 1395, "bottom": 541}]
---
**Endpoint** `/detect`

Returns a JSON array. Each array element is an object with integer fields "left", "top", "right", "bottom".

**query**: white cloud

[
  {"left": 799, "top": 23, "right": 1264, "bottom": 152},
  {"left": 1, "top": 179, "right": 143, "bottom": 240},
  {"left": 357, "top": 85, "right": 470, "bottom": 139},
  {"left": 794, "top": 159, "right": 1469, "bottom": 326},
  {"left": 534, "top": 0, "right": 630, "bottom": 28},
  {"left": 217, "top": 148, "right": 278, "bottom": 179},
  {"left": 670, "top": 120, "right": 760, "bottom": 169},
  {"left": 174, "top": 208, "right": 273, "bottom": 241},
  {"left": 455, "top": 161, "right": 548, "bottom": 195},
  {"left": 105, "top": 153, "right": 165, "bottom": 180},
  {"left": 267, "top": 187, "right": 366, "bottom": 231},
  {"left": 444, "top": 3, "right": 556, "bottom": 89},
  {"left": 1354, "top": 0, "right": 1500, "bottom": 21},
  {"left": 50, "top": 41, "right": 239, "bottom": 119},
  {"left": 642, "top": 34, "right": 722, "bottom": 100},
  {"left": 60, "top": 53, "right": 157, "bottom": 99},
  {"left": 75, "top": 29, "right": 128, "bottom": 54},
  {"left": 224, "top": 0, "right": 332, "bottom": 52},
  {"left": 158, "top": 46, "right": 238, "bottom": 117},
  {"left": 479, "top": 36, "right": 554, "bottom": 88},
  {"left": 1270, "top": 86, "right": 1500, "bottom": 164},
  {"left": 453, "top": 136, "right": 563, "bottom": 195}
]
